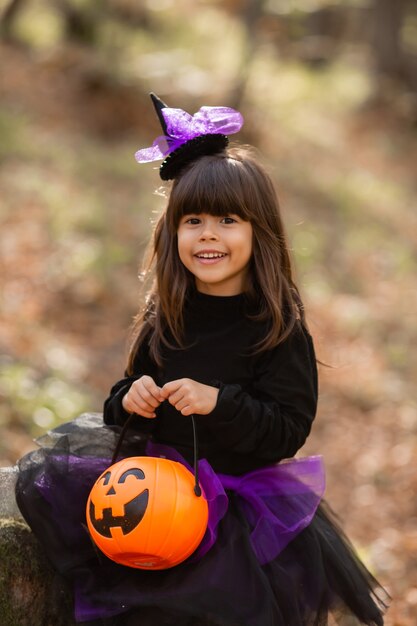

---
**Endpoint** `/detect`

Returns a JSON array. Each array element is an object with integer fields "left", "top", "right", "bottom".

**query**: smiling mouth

[
  {"left": 195, "top": 252, "right": 227, "bottom": 259},
  {"left": 89, "top": 490, "right": 149, "bottom": 538}
]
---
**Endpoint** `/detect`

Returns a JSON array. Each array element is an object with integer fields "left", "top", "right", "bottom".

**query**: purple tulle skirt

[{"left": 16, "top": 414, "right": 388, "bottom": 626}]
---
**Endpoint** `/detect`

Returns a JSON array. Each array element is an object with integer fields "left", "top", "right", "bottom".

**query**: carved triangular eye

[{"left": 102, "top": 471, "right": 112, "bottom": 485}]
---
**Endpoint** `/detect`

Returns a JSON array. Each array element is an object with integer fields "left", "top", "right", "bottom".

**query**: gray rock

[
  {"left": 0, "top": 518, "right": 75, "bottom": 626},
  {"left": 0, "top": 466, "right": 22, "bottom": 520}
]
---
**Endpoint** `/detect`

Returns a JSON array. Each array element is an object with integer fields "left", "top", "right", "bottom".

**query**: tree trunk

[
  {"left": 0, "top": 0, "right": 26, "bottom": 40},
  {"left": 372, "top": 0, "right": 405, "bottom": 78},
  {"left": 228, "top": 0, "right": 267, "bottom": 110}
]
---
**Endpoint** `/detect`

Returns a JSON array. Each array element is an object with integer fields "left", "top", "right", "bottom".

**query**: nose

[{"left": 199, "top": 222, "right": 219, "bottom": 241}]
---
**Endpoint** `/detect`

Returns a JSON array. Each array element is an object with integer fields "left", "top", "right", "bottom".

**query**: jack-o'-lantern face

[
  {"left": 88, "top": 466, "right": 149, "bottom": 538},
  {"left": 86, "top": 456, "right": 209, "bottom": 570}
]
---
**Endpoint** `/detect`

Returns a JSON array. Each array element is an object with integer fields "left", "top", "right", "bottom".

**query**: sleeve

[
  {"left": 103, "top": 336, "right": 159, "bottom": 433},
  {"left": 198, "top": 322, "right": 318, "bottom": 462}
]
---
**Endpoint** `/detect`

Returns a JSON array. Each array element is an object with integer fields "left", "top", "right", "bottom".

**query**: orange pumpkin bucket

[{"left": 86, "top": 455, "right": 209, "bottom": 570}]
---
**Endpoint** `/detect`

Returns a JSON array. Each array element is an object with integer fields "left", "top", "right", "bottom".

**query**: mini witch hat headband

[{"left": 135, "top": 93, "right": 244, "bottom": 180}]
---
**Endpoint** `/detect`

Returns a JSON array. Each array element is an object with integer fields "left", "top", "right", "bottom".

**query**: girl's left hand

[{"left": 160, "top": 378, "right": 219, "bottom": 416}]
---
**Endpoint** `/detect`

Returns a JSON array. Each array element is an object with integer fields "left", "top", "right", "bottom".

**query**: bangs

[{"left": 168, "top": 154, "right": 253, "bottom": 228}]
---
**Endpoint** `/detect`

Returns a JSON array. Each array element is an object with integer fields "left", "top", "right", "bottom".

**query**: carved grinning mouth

[{"left": 89, "top": 489, "right": 149, "bottom": 538}]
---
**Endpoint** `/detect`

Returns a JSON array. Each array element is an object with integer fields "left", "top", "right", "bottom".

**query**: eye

[
  {"left": 101, "top": 471, "right": 112, "bottom": 485},
  {"left": 220, "top": 216, "right": 238, "bottom": 224},
  {"left": 118, "top": 468, "right": 146, "bottom": 483},
  {"left": 183, "top": 216, "right": 201, "bottom": 225}
]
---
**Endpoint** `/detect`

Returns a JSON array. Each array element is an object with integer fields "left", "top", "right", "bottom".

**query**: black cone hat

[{"left": 149, "top": 93, "right": 229, "bottom": 181}]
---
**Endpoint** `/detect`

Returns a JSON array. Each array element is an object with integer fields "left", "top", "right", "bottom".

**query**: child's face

[{"left": 177, "top": 213, "right": 253, "bottom": 296}]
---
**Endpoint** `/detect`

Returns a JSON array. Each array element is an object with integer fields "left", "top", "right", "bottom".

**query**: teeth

[{"left": 197, "top": 253, "right": 225, "bottom": 258}]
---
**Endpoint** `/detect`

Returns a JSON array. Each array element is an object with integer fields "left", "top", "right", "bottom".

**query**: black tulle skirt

[{"left": 15, "top": 414, "right": 388, "bottom": 626}]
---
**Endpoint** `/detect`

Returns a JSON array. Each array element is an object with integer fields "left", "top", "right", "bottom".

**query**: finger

[
  {"left": 127, "top": 387, "right": 157, "bottom": 414},
  {"left": 129, "top": 391, "right": 158, "bottom": 418},
  {"left": 141, "top": 377, "right": 164, "bottom": 402},
  {"left": 137, "top": 384, "right": 161, "bottom": 408},
  {"left": 175, "top": 397, "right": 194, "bottom": 415},
  {"left": 138, "top": 410, "right": 157, "bottom": 419},
  {"left": 180, "top": 405, "right": 193, "bottom": 416},
  {"left": 123, "top": 396, "right": 156, "bottom": 418},
  {"left": 168, "top": 390, "right": 189, "bottom": 408},
  {"left": 132, "top": 407, "right": 156, "bottom": 418},
  {"left": 161, "top": 379, "right": 187, "bottom": 398},
  {"left": 173, "top": 396, "right": 192, "bottom": 412}
]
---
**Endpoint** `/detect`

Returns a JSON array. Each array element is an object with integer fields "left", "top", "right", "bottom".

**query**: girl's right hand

[{"left": 122, "top": 375, "right": 163, "bottom": 419}]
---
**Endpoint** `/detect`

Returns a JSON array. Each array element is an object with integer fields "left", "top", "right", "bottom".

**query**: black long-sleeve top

[{"left": 103, "top": 291, "right": 318, "bottom": 476}]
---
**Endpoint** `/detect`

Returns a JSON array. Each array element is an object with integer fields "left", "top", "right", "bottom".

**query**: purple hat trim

[{"left": 135, "top": 98, "right": 244, "bottom": 179}]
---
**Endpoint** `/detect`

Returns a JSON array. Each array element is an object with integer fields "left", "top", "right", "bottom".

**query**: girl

[{"left": 16, "top": 95, "right": 388, "bottom": 626}]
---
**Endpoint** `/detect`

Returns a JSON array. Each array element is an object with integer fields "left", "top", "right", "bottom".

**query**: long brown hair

[{"left": 126, "top": 146, "right": 306, "bottom": 373}]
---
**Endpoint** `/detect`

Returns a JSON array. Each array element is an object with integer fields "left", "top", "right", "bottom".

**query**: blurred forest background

[{"left": 0, "top": 0, "right": 416, "bottom": 623}]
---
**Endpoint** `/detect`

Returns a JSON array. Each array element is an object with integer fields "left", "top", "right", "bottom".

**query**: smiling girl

[
  {"left": 100, "top": 102, "right": 387, "bottom": 624},
  {"left": 16, "top": 96, "right": 388, "bottom": 626},
  {"left": 111, "top": 147, "right": 317, "bottom": 474}
]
